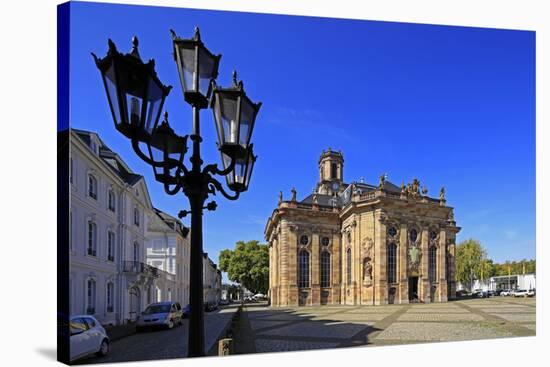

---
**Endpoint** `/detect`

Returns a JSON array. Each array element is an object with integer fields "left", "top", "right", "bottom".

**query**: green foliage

[
  {"left": 492, "top": 259, "right": 535, "bottom": 276},
  {"left": 455, "top": 239, "right": 487, "bottom": 288},
  {"left": 219, "top": 240, "right": 269, "bottom": 294},
  {"left": 455, "top": 238, "right": 535, "bottom": 290}
]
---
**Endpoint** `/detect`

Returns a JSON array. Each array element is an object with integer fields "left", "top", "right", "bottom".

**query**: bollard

[{"left": 218, "top": 338, "right": 233, "bottom": 356}]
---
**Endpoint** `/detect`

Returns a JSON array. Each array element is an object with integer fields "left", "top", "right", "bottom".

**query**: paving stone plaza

[{"left": 237, "top": 297, "right": 536, "bottom": 353}]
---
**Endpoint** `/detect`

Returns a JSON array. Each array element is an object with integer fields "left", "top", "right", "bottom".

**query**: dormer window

[
  {"left": 134, "top": 208, "right": 140, "bottom": 226},
  {"left": 88, "top": 174, "right": 97, "bottom": 200}
]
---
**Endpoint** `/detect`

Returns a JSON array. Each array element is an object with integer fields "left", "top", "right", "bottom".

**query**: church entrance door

[{"left": 408, "top": 277, "right": 419, "bottom": 301}]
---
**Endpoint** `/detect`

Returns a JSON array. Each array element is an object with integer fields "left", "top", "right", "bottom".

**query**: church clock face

[{"left": 331, "top": 182, "right": 339, "bottom": 191}]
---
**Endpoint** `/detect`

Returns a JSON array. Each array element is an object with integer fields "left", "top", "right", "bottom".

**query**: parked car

[
  {"left": 455, "top": 289, "right": 470, "bottom": 298},
  {"left": 70, "top": 315, "right": 109, "bottom": 362},
  {"left": 204, "top": 302, "right": 218, "bottom": 312},
  {"left": 471, "top": 289, "right": 483, "bottom": 298},
  {"left": 219, "top": 299, "right": 230, "bottom": 306},
  {"left": 500, "top": 289, "right": 513, "bottom": 296},
  {"left": 512, "top": 289, "right": 533, "bottom": 297},
  {"left": 182, "top": 304, "right": 191, "bottom": 318},
  {"left": 136, "top": 301, "right": 184, "bottom": 331}
]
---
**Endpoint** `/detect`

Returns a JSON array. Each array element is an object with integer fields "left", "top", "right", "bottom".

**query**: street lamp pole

[{"left": 92, "top": 28, "right": 261, "bottom": 357}]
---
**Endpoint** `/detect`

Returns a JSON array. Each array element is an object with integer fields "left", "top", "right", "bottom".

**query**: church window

[
  {"left": 320, "top": 251, "right": 331, "bottom": 287},
  {"left": 346, "top": 248, "right": 352, "bottom": 285},
  {"left": 347, "top": 232, "right": 352, "bottom": 244},
  {"left": 321, "top": 237, "right": 330, "bottom": 246},
  {"left": 429, "top": 246, "right": 437, "bottom": 283},
  {"left": 409, "top": 229, "right": 418, "bottom": 243},
  {"left": 430, "top": 231, "right": 437, "bottom": 240},
  {"left": 388, "top": 227, "right": 397, "bottom": 238},
  {"left": 298, "top": 250, "right": 310, "bottom": 288},
  {"left": 299, "top": 234, "right": 309, "bottom": 246},
  {"left": 387, "top": 242, "right": 397, "bottom": 283}
]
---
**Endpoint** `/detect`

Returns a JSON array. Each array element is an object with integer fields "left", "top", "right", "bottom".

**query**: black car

[{"left": 204, "top": 302, "right": 218, "bottom": 312}]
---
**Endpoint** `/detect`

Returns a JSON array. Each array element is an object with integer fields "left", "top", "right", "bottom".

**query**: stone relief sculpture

[
  {"left": 408, "top": 244, "right": 421, "bottom": 273},
  {"left": 363, "top": 257, "right": 373, "bottom": 286}
]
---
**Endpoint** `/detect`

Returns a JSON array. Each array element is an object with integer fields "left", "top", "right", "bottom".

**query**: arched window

[
  {"left": 88, "top": 174, "right": 97, "bottom": 200},
  {"left": 429, "top": 246, "right": 437, "bottom": 283},
  {"left": 320, "top": 251, "right": 331, "bottom": 287},
  {"left": 107, "top": 231, "right": 115, "bottom": 262},
  {"left": 133, "top": 242, "right": 140, "bottom": 263},
  {"left": 331, "top": 163, "right": 337, "bottom": 179},
  {"left": 108, "top": 189, "right": 116, "bottom": 212},
  {"left": 346, "top": 248, "right": 352, "bottom": 285},
  {"left": 134, "top": 207, "right": 140, "bottom": 226},
  {"left": 106, "top": 282, "right": 114, "bottom": 313},
  {"left": 387, "top": 242, "right": 397, "bottom": 283},
  {"left": 87, "top": 221, "right": 97, "bottom": 257},
  {"left": 298, "top": 250, "right": 310, "bottom": 288},
  {"left": 86, "top": 278, "right": 96, "bottom": 314}
]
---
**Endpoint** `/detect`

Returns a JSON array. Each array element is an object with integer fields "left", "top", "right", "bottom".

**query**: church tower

[{"left": 316, "top": 148, "right": 344, "bottom": 195}]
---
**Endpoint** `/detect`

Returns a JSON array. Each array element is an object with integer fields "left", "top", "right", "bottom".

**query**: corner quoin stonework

[{"left": 265, "top": 149, "right": 461, "bottom": 307}]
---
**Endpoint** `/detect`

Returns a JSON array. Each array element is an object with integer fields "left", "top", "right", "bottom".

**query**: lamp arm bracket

[
  {"left": 130, "top": 138, "right": 181, "bottom": 168},
  {"left": 202, "top": 154, "right": 236, "bottom": 177},
  {"left": 208, "top": 176, "right": 240, "bottom": 201}
]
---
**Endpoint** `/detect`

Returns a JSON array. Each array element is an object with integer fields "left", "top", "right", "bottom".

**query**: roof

[
  {"left": 72, "top": 128, "right": 143, "bottom": 186},
  {"left": 153, "top": 207, "right": 190, "bottom": 238}
]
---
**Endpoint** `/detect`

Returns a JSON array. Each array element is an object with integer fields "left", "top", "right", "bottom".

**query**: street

[{"left": 75, "top": 305, "right": 239, "bottom": 364}]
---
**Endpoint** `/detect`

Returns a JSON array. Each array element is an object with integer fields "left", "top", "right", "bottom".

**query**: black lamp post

[{"left": 92, "top": 27, "right": 261, "bottom": 357}]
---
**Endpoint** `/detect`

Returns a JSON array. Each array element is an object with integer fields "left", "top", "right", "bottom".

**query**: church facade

[{"left": 265, "top": 149, "right": 461, "bottom": 306}]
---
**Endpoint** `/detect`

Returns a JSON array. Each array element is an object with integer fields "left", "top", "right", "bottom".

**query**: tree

[
  {"left": 219, "top": 240, "right": 269, "bottom": 294},
  {"left": 455, "top": 239, "right": 487, "bottom": 290}
]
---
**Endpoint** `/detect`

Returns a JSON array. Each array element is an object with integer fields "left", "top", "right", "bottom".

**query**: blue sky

[{"left": 68, "top": 1, "right": 535, "bottom": 276}]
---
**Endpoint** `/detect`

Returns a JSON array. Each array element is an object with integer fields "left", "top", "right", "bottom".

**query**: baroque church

[{"left": 265, "top": 149, "right": 461, "bottom": 306}]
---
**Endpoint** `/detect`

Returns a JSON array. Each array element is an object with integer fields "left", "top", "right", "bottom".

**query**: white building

[
  {"left": 457, "top": 273, "right": 536, "bottom": 292},
  {"left": 70, "top": 129, "right": 158, "bottom": 325},
  {"left": 203, "top": 253, "right": 222, "bottom": 305},
  {"left": 146, "top": 208, "right": 191, "bottom": 306}
]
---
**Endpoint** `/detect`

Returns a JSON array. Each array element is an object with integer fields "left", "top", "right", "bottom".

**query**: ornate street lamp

[
  {"left": 171, "top": 27, "right": 221, "bottom": 109},
  {"left": 92, "top": 28, "right": 261, "bottom": 358},
  {"left": 92, "top": 37, "right": 172, "bottom": 141}
]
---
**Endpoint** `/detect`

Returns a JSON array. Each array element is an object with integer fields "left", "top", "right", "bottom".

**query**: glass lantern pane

[
  {"left": 125, "top": 94, "right": 143, "bottom": 127},
  {"left": 221, "top": 151, "right": 234, "bottom": 186},
  {"left": 198, "top": 47, "right": 216, "bottom": 96},
  {"left": 220, "top": 94, "right": 239, "bottom": 145},
  {"left": 239, "top": 99, "right": 255, "bottom": 148},
  {"left": 103, "top": 64, "right": 121, "bottom": 126},
  {"left": 144, "top": 79, "right": 164, "bottom": 134},
  {"left": 175, "top": 45, "right": 196, "bottom": 92},
  {"left": 245, "top": 153, "right": 255, "bottom": 188},
  {"left": 234, "top": 156, "right": 247, "bottom": 185}
]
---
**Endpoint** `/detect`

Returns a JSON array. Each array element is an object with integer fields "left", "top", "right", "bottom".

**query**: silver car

[{"left": 136, "top": 301, "right": 184, "bottom": 330}]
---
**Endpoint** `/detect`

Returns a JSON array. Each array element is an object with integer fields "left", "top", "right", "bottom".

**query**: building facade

[
  {"left": 146, "top": 208, "right": 191, "bottom": 306},
  {"left": 265, "top": 150, "right": 461, "bottom": 307},
  {"left": 203, "top": 254, "right": 222, "bottom": 305}
]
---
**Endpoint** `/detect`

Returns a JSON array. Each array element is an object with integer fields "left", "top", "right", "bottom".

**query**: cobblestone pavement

[
  {"left": 74, "top": 305, "right": 238, "bottom": 364},
  {"left": 237, "top": 297, "right": 535, "bottom": 354}
]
